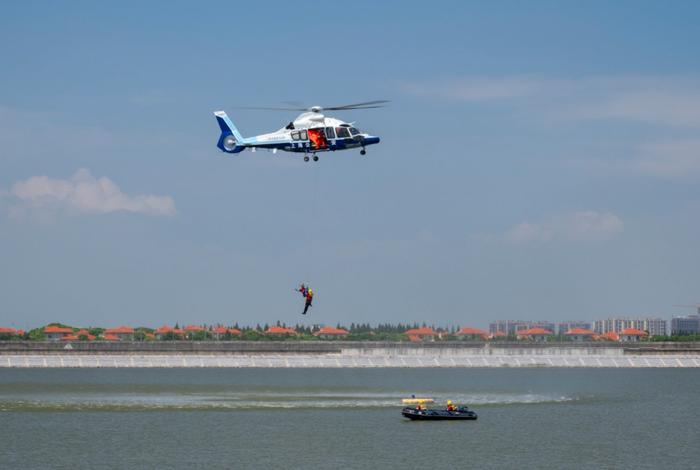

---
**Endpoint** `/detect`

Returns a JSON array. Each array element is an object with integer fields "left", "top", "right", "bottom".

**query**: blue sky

[{"left": 1, "top": 1, "right": 699, "bottom": 329}]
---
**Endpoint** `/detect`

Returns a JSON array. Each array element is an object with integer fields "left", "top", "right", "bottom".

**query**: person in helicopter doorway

[{"left": 302, "top": 288, "right": 314, "bottom": 315}]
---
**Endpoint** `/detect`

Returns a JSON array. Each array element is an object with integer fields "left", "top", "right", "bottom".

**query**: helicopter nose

[{"left": 363, "top": 136, "right": 380, "bottom": 145}]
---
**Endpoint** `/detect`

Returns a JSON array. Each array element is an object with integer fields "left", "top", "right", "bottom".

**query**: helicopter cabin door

[{"left": 307, "top": 128, "right": 328, "bottom": 150}]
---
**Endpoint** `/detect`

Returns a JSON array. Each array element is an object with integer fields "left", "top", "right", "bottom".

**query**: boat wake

[{"left": 0, "top": 390, "right": 575, "bottom": 412}]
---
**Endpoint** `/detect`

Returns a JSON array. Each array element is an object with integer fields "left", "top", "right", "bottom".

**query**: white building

[
  {"left": 594, "top": 317, "right": 667, "bottom": 337},
  {"left": 671, "top": 315, "right": 700, "bottom": 336}
]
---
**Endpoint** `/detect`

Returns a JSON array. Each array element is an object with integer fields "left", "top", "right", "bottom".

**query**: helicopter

[{"left": 213, "top": 100, "right": 386, "bottom": 161}]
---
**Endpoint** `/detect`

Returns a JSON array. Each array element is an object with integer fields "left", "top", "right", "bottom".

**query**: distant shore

[{"left": 1, "top": 341, "right": 699, "bottom": 368}]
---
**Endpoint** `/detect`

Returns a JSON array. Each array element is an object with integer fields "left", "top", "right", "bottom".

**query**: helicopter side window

[
  {"left": 291, "top": 131, "right": 300, "bottom": 141},
  {"left": 335, "top": 127, "right": 351, "bottom": 138},
  {"left": 300, "top": 130, "right": 308, "bottom": 140},
  {"left": 349, "top": 127, "right": 360, "bottom": 136},
  {"left": 325, "top": 127, "right": 335, "bottom": 139}
]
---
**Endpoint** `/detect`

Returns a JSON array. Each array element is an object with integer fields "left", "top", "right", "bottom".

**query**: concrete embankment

[{"left": 1, "top": 341, "right": 699, "bottom": 368}]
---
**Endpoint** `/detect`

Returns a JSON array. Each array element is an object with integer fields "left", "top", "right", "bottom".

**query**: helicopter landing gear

[
  {"left": 304, "top": 155, "right": 310, "bottom": 162},
  {"left": 360, "top": 148, "right": 367, "bottom": 156},
  {"left": 313, "top": 155, "right": 319, "bottom": 162}
]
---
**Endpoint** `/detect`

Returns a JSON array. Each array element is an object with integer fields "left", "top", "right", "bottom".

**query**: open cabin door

[{"left": 308, "top": 128, "right": 328, "bottom": 150}]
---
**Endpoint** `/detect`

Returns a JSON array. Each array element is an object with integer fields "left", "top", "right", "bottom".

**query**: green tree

[
  {"left": 27, "top": 328, "right": 45, "bottom": 341},
  {"left": 88, "top": 327, "right": 104, "bottom": 337},
  {"left": 243, "top": 330, "right": 263, "bottom": 341},
  {"left": 190, "top": 330, "right": 209, "bottom": 341}
]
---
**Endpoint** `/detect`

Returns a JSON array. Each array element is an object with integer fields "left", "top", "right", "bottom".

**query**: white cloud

[
  {"left": 10, "top": 169, "right": 176, "bottom": 216},
  {"left": 505, "top": 222, "right": 553, "bottom": 243},
  {"left": 404, "top": 75, "right": 700, "bottom": 182},
  {"left": 506, "top": 211, "right": 623, "bottom": 244},
  {"left": 576, "top": 91, "right": 700, "bottom": 128},
  {"left": 636, "top": 140, "right": 700, "bottom": 179},
  {"left": 403, "top": 75, "right": 700, "bottom": 128}
]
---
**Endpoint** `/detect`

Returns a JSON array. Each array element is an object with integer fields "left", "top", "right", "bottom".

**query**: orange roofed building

[
  {"left": 62, "top": 329, "right": 96, "bottom": 341},
  {"left": 212, "top": 327, "right": 242, "bottom": 340},
  {"left": 44, "top": 326, "right": 74, "bottom": 341},
  {"left": 599, "top": 331, "right": 620, "bottom": 342},
  {"left": 183, "top": 325, "right": 208, "bottom": 339},
  {"left": 455, "top": 327, "right": 489, "bottom": 341},
  {"left": 103, "top": 326, "right": 134, "bottom": 341},
  {"left": 564, "top": 328, "right": 596, "bottom": 342},
  {"left": 404, "top": 327, "right": 437, "bottom": 342},
  {"left": 517, "top": 327, "right": 554, "bottom": 342},
  {"left": 155, "top": 326, "right": 185, "bottom": 340},
  {"left": 619, "top": 328, "right": 648, "bottom": 342},
  {"left": 314, "top": 326, "right": 349, "bottom": 339},
  {"left": 265, "top": 326, "right": 297, "bottom": 336},
  {"left": 0, "top": 327, "right": 23, "bottom": 338}
]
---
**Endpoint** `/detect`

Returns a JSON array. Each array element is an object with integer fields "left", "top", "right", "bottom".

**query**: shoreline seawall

[{"left": 1, "top": 341, "right": 699, "bottom": 367}]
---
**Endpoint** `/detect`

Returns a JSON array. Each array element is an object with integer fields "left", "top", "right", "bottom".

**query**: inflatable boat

[{"left": 401, "top": 406, "right": 477, "bottom": 421}]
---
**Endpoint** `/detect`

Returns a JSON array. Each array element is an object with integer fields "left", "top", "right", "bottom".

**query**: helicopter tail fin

[
  {"left": 214, "top": 111, "right": 244, "bottom": 141},
  {"left": 214, "top": 111, "right": 246, "bottom": 153}
]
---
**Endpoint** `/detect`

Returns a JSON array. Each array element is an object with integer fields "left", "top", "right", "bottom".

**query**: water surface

[{"left": 1, "top": 368, "right": 698, "bottom": 469}]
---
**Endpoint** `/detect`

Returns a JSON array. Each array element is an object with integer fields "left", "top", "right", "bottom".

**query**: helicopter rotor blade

[
  {"left": 230, "top": 106, "right": 307, "bottom": 111},
  {"left": 323, "top": 100, "right": 390, "bottom": 110},
  {"left": 229, "top": 100, "right": 390, "bottom": 112},
  {"left": 323, "top": 105, "right": 388, "bottom": 110}
]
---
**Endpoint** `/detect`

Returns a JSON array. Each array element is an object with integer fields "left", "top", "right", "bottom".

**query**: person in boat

[
  {"left": 446, "top": 400, "right": 456, "bottom": 412},
  {"left": 302, "top": 288, "right": 314, "bottom": 315}
]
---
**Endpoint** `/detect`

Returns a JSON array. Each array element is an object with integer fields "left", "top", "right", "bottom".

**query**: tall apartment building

[
  {"left": 557, "top": 321, "right": 592, "bottom": 335},
  {"left": 671, "top": 315, "right": 700, "bottom": 335},
  {"left": 489, "top": 320, "right": 556, "bottom": 336},
  {"left": 593, "top": 317, "right": 667, "bottom": 336}
]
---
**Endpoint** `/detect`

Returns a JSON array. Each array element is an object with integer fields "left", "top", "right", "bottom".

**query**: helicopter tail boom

[{"left": 214, "top": 111, "right": 246, "bottom": 153}]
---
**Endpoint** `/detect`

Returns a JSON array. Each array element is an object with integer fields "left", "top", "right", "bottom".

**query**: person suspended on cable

[
  {"left": 302, "top": 288, "right": 314, "bottom": 315},
  {"left": 296, "top": 283, "right": 307, "bottom": 298}
]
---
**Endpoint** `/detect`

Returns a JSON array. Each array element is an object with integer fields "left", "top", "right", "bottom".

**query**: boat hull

[{"left": 401, "top": 407, "right": 477, "bottom": 421}]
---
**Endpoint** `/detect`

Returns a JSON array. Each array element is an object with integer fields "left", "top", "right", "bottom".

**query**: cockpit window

[
  {"left": 300, "top": 130, "right": 308, "bottom": 140},
  {"left": 335, "top": 127, "right": 351, "bottom": 138},
  {"left": 349, "top": 127, "right": 360, "bottom": 136},
  {"left": 291, "top": 131, "right": 300, "bottom": 141}
]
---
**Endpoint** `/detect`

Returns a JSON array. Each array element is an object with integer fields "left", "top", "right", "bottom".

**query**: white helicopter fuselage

[{"left": 214, "top": 111, "right": 381, "bottom": 157}]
